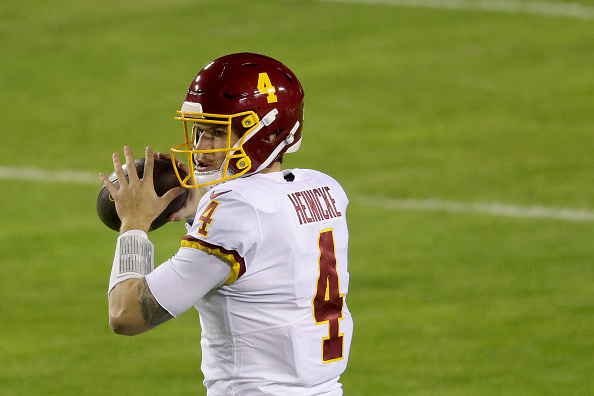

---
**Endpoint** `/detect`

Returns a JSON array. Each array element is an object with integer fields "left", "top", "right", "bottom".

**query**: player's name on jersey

[{"left": 287, "top": 186, "right": 342, "bottom": 225}]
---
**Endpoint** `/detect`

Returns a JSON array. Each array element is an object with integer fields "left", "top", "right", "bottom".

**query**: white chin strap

[
  {"left": 194, "top": 168, "right": 232, "bottom": 191},
  {"left": 194, "top": 169, "right": 221, "bottom": 185}
]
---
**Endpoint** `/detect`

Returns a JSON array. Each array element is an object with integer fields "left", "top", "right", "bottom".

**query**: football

[{"left": 97, "top": 157, "right": 189, "bottom": 232}]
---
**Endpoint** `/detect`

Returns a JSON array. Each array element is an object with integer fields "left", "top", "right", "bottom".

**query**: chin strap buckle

[
  {"left": 285, "top": 121, "right": 300, "bottom": 145},
  {"left": 261, "top": 109, "right": 278, "bottom": 126}
]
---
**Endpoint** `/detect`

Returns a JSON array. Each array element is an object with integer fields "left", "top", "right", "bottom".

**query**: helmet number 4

[{"left": 257, "top": 72, "right": 278, "bottom": 103}]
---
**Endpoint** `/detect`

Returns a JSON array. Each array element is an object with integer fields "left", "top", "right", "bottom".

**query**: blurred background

[{"left": 0, "top": 0, "right": 592, "bottom": 394}]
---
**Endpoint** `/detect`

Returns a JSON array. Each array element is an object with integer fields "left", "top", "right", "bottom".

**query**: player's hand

[
  {"left": 155, "top": 152, "right": 204, "bottom": 222},
  {"left": 99, "top": 146, "right": 185, "bottom": 234}
]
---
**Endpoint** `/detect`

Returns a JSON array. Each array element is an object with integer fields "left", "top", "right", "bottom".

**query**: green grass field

[{"left": 1, "top": 0, "right": 592, "bottom": 394}]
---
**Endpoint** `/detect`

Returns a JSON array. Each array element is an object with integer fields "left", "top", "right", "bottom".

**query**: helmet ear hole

[{"left": 263, "top": 130, "right": 282, "bottom": 143}]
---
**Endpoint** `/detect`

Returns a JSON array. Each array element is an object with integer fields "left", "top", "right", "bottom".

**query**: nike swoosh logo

[{"left": 210, "top": 190, "right": 232, "bottom": 200}]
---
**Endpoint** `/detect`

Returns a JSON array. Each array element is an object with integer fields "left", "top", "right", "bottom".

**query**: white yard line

[
  {"left": 358, "top": 195, "right": 594, "bottom": 222},
  {"left": 1, "top": 166, "right": 592, "bottom": 222},
  {"left": 0, "top": 166, "right": 99, "bottom": 185},
  {"left": 315, "top": 0, "right": 594, "bottom": 20}
]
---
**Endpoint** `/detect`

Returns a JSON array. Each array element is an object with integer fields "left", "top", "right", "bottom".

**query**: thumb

[{"left": 161, "top": 187, "right": 187, "bottom": 205}]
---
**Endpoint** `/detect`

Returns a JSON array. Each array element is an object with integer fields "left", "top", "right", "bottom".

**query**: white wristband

[{"left": 108, "top": 230, "right": 154, "bottom": 294}]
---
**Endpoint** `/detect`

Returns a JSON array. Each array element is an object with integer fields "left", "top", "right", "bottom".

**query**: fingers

[
  {"left": 168, "top": 212, "right": 184, "bottom": 222},
  {"left": 107, "top": 146, "right": 160, "bottom": 182},
  {"left": 168, "top": 204, "right": 191, "bottom": 222},
  {"left": 106, "top": 147, "right": 139, "bottom": 195},
  {"left": 155, "top": 152, "right": 171, "bottom": 160},
  {"left": 155, "top": 152, "right": 189, "bottom": 178},
  {"left": 104, "top": 146, "right": 186, "bottom": 215},
  {"left": 112, "top": 152, "right": 127, "bottom": 186},
  {"left": 168, "top": 188, "right": 203, "bottom": 222},
  {"left": 177, "top": 161, "right": 190, "bottom": 177},
  {"left": 99, "top": 172, "right": 119, "bottom": 197},
  {"left": 162, "top": 187, "right": 187, "bottom": 222},
  {"left": 162, "top": 187, "right": 186, "bottom": 204},
  {"left": 123, "top": 146, "right": 140, "bottom": 183}
]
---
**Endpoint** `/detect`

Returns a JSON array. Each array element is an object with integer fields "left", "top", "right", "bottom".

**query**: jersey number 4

[
  {"left": 313, "top": 229, "right": 344, "bottom": 363},
  {"left": 197, "top": 201, "right": 220, "bottom": 237}
]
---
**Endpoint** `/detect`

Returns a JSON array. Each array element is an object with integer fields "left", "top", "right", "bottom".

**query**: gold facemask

[{"left": 171, "top": 110, "right": 259, "bottom": 189}]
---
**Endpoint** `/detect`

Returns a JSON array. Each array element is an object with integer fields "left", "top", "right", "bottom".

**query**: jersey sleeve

[
  {"left": 146, "top": 189, "right": 259, "bottom": 317},
  {"left": 145, "top": 248, "right": 232, "bottom": 317},
  {"left": 183, "top": 189, "right": 259, "bottom": 281}
]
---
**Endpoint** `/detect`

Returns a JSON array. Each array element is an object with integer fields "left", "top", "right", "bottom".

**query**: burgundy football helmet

[{"left": 171, "top": 52, "right": 305, "bottom": 189}]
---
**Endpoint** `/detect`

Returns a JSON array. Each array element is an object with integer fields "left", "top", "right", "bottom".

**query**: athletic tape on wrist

[{"left": 108, "top": 230, "right": 154, "bottom": 293}]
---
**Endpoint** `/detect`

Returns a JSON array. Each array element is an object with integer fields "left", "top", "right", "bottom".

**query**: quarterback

[{"left": 100, "top": 53, "right": 353, "bottom": 395}]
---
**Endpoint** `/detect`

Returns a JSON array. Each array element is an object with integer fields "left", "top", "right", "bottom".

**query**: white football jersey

[{"left": 146, "top": 168, "right": 352, "bottom": 395}]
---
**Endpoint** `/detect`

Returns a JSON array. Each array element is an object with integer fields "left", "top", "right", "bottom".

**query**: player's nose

[{"left": 195, "top": 135, "right": 214, "bottom": 150}]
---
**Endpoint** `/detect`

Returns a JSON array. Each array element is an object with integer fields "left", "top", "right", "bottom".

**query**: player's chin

[{"left": 195, "top": 164, "right": 217, "bottom": 173}]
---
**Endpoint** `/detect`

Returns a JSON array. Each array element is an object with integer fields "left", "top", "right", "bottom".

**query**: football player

[{"left": 100, "top": 53, "right": 353, "bottom": 395}]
